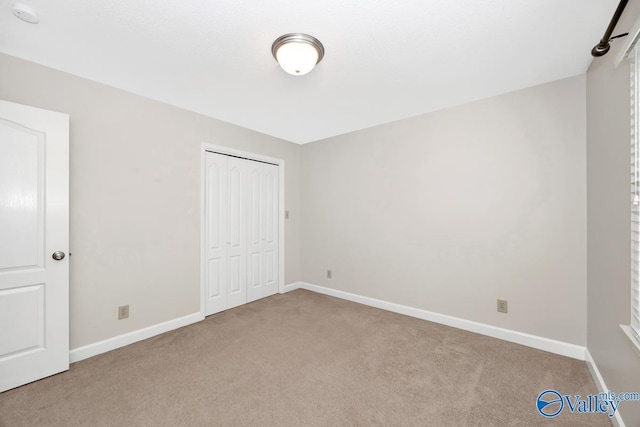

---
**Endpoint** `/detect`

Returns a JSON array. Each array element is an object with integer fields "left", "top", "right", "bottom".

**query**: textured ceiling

[{"left": 0, "top": 0, "right": 619, "bottom": 143}]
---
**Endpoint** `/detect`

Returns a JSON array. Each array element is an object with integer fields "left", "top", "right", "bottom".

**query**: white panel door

[
  {"left": 226, "top": 156, "right": 247, "bottom": 309},
  {"left": 246, "top": 162, "right": 279, "bottom": 303},
  {"left": 204, "top": 151, "right": 278, "bottom": 314},
  {"left": 204, "top": 152, "right": 228, "bottom": 315},
  {"left": 0, "top": 100, "right": 69, "bottom": 393}
]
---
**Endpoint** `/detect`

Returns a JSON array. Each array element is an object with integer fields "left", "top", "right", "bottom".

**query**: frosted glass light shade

[
  {"left": 272, "top": 33, "right": 324, "bottom": 76},
  {"left": 276, "top": 42, "right": 318, "bottom": 75}
]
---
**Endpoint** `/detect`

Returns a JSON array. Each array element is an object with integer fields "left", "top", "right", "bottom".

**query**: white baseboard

[
  {"left": 295, "top": 282, "right": 586, "bottom": 360},
  {"left": 585, "top": 350, "right": 626, "bottom": 427},
  {"left": 69, "top": 312, "right": 204, "bottom": 363},
  {"left": 282, "top": 282, "right": 303, "bottom": 293}
]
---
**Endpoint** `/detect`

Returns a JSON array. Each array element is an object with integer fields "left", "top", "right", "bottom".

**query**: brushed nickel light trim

[{"left": 271, "top": 33, "right": 325, "bottom": 75}]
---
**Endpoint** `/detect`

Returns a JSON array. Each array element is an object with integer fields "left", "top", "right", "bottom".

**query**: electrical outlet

[
  {"left": 497, "top": 299, "right": 508, "bottom": 314},
  {"left": 327, "top": 269, "right": 332, "bottom": 279},
  {"left": 118, "top": 304, "right": 129, "bottom": 320}
]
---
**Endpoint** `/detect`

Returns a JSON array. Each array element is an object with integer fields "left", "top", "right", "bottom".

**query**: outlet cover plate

[
  {"left": 497, "top": 299, "right": 508, "bottom": 314},
  {"left": 118, "top": 304, "right": 129, "bottom": 320}
]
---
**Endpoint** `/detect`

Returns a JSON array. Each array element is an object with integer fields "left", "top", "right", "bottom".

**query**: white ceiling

[{"left": 0, "top": 0, "right": 619, "bottom": 144}]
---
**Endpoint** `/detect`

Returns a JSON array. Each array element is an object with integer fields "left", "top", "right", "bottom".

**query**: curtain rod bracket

[{"left": 592, "top": 0, "right": 629, "bottom": 57}]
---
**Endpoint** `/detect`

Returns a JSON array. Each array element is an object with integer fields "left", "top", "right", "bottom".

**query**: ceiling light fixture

[{"left": 271, "top": 33, "right": 324, "bottom": 76}]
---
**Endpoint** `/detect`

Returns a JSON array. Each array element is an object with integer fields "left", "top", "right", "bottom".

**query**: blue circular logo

[{"left": 537, "top": 390, "right": 564, "bottom": 418}]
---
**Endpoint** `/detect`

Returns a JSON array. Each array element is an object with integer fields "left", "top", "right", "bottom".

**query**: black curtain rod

[{"left": 592, "top": 0, "right": 629, "bottom": 57}]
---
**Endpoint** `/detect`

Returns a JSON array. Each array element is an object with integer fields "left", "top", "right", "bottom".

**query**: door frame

[{"left": 200, "top": 143, "right": 285, "bottom": 317}]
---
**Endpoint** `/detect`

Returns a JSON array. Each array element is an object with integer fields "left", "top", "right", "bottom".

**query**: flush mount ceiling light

[{"left": 271, "top": 33, "right": 324, "bottom": 76}]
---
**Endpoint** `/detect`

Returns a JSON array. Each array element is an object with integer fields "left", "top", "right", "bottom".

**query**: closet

[{"left": 204, "top": 151, "right": 279, "bottom": 315}]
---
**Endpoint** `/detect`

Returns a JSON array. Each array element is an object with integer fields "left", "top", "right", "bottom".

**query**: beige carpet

[{"left": 0, "top": 289, "right": 610, "bottom": 426}]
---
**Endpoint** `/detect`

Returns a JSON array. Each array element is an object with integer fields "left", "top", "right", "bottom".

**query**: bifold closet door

[
  {"left": 225, "top": 156, "right": 248, "bottom": 309},
  {"left": 246, "top": 161, "right": 279, "bottom": 303},
  {"left": 204, "top": 151, "right": 278, "bottom": 315},
  {"left": 204, "top": 152, "right": 247, "bottom": 315}
]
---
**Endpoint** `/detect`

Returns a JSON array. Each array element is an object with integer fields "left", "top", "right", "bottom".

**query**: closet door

[
  {"left": 246, "top": 162, "right": 279, "bottom": 303},
  {"left": 226, "top": 156, "right": 247, "bottom": 309},
  {"left": 204, "top": 152, "right": 228, "bottom": 315},
  {"left": 204, "top": 151, "right": 278, "bottom": 314}
]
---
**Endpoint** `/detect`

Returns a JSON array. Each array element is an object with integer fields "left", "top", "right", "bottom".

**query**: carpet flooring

[{"left": 0, "top": 289, "right": 611, "bottom": 426}]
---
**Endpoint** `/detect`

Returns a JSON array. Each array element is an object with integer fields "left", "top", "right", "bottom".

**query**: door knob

[{"left": 52, "top": 251, "right": 66, "bottom": 261}]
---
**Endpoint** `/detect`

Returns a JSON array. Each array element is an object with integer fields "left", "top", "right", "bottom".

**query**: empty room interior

[{"left": 2, "top": 0, "right": 640, "bottom": 425}]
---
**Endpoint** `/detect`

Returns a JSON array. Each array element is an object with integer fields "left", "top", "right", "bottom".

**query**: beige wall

[
  {"left": 301, "top": 75, "right": 588, "bottom": 345},
  {"left": 0, "top": 53, "right": 302, "bottom": 349},
  {"left": 587, "top": 1, "right": 640, "bottom": 425},
  {"left": 7, "top": 32, "right": 640, "bottom": 422}
]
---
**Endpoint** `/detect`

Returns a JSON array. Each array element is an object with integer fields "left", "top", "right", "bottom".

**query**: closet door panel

[
  {"left": 250, "top": 253, "right": 261, "bottom": 287},
  {"left": 248, "top": 169, "right": 261, "bottom": 247},
  {"left": 262, "top": 164, "right": 279, "bottom": 295},
  {"left": 207, "top": 259, "right": 222, "bottom": 298},
  {"left": 205, "top": 153, "right": 228, "bottom": 315},
  {"left": 266, "top": 167, "right": 276, "bottom": 245},
  {"left": 227, "top": 157, "right": 247, "bottom": 309},
  {"left": 247, "top": 165, "right": 263, "bottom": 302},
  {"left": 247, "top": 162, "right": 278, "bottom": 302}
]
